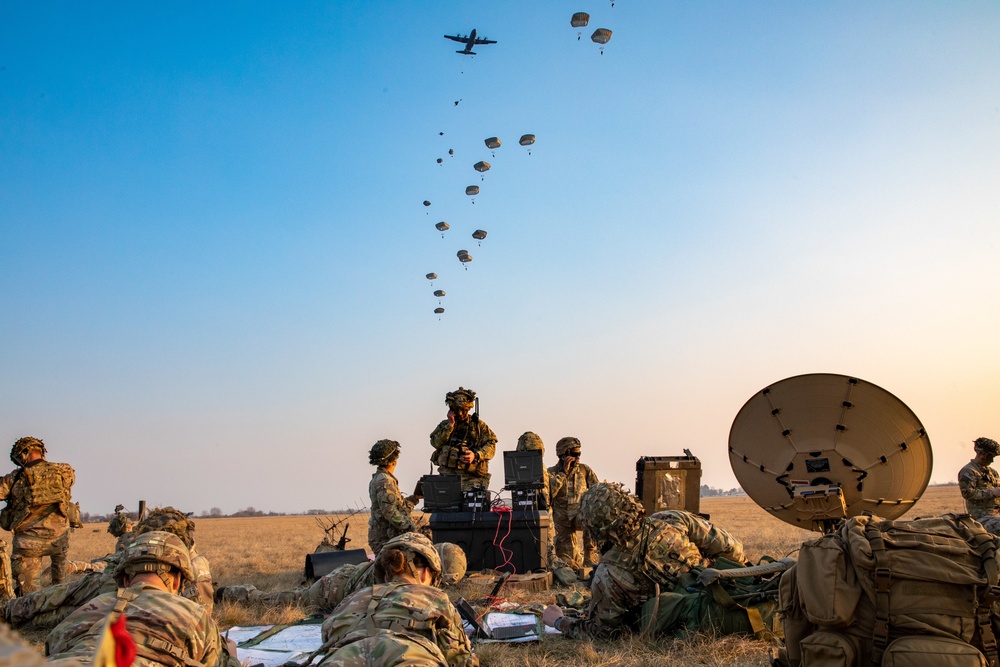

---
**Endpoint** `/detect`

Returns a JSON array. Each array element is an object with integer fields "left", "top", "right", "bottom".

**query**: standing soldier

[
  {"left": 0, "top": 437, "right": 76, "bottom": 595},
  {"left": 959, "top": 437, "right": 1000, "bottom": 533},
  {"left": 368, "top": 439, "right": 417, "bottom": 555},
  {"left": 430, "top": 387, "right": 497, "bottom": 491},
  {"left": 548, "top": 436, "right": 600, "bottom": 570}
]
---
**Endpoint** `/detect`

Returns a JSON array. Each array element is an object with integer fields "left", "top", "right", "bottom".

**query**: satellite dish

[{"left": 729, "top": 373, "right": 932, "bottom": 532}]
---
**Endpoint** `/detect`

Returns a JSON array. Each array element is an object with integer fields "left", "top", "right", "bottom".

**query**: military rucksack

[
  {"left": 0, "top": 462, "right": 73, "bottom": 532},
  {"left": 775, "top": 514, "right": 1000, "bottom": 667}
]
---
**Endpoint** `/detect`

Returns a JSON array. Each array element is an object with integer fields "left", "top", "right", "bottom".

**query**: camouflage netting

[
  {"left": 9, "top": 437, "right": 45, "bottom": 466},
  {"left": 379, "top": 532, "right": 442, "bottom": 586},
  {"left": 133, "top": 506, "right": 196, "bottom": 548},
  {"left": 114, "top": 530, "right": 194, "bottom": 587},
  {"left": 516, "top": 432, "right": 544, "bottom": 453},
  {"left": 579, "top": 482, "right": 645, "bottom": 546},
  {"left": 445, "top": 387, "right": 476, "bottom": 409},
  {"left": 556, "top": 436, "right": 582, "bottom": 457},
  {"left": 975, "top": 437, "right": 1000, "bottom": 455},
  {"left": 369, "top": 439, "right": 401, "bottom": 466},
  {"left": 434, "top": 542, "right": 467, "bottom": 586}
]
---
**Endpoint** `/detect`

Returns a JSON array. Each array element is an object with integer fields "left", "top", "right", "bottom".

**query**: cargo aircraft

[{"left": 443, "top": 29, "right": 497, "bottom": 55}]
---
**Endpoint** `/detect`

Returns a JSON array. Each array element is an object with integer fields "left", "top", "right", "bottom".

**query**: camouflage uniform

[
  {"left": 314, "top": 532, "right": 477, "bottom": 666},
  {"left": 959, "top": 460, "right": 1000, "bottom": 519},
  {"left": 516, "top": 432, "right": 550, "bottom": 508},
  {"left": 220, "top": 561, "right": 375, "bottom": 611},
  {"left": 218, "top": 542, "right": 467, "bottom": 609},
  {"left": 318, "top": 583, "right": 478, "bottom": 666},
  {"left": 0, "top": 619, "right": 87, "bottom": 667},
  {"left": 959, "top": 438, "right": 1000, "bottom": 520},
  {"left": 558, "top": 483, "right": 745, "bottom": 640},
  {"left": 45, "top": 531, "right": 233, "bottom": 667},
  {"left": 430, "top": 387, "right": 497, "bottom": 491},
  {"left": 516, "top": 432, "right": 561, "bottom": 570},
  {"left": 107, "top": 504, "right": 134, "bottom": 538},
  {"left": 548, "top": 437, "right": 600, "bottom": 569},
  {"left": 0, "top": 437, "right": 76, "bottom": 595},
  {"left": 368, "top": 440, "right": 418, "bottom": 555},
  {"left": 46, "top": 583, "right": 225, "bottom": 666},
  {"left": 5, "top": 506, "right": 214, "bottom": 631}
]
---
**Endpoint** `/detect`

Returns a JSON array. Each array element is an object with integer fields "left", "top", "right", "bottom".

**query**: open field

[{"left": 53, "top": 485, "right": 964, "bottom": 666}]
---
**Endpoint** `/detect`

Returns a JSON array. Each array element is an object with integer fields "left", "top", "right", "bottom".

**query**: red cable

[{"left": 491, "top": 505, "right": 516, "bottom": 575}]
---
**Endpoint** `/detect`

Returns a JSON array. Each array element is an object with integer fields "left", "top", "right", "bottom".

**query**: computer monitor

[
  {"left": 421, "top": 474, "right": 463, "bottom": 511},
  {"left": 503, "top": 450, "right": 544, "bottom": 487}
]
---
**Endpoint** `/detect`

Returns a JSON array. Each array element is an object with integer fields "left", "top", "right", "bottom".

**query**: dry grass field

[{"left": 52, "top": 485, "right": 964, "bottom": 666}]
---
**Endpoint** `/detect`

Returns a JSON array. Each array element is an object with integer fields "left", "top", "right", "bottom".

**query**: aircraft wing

[
  {"left": 473, "top": 38, "right": 497, "bottom": 44},
  {"left": 443, "top": 34, "right": 467, "bottom": 43}
]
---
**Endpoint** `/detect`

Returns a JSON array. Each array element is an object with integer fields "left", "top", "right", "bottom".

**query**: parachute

[
  {"left": 571, "top": 12, "right": 590, "bottom": 40},
  {"left": 591, "top": 28, "right": 612, "bottom": 54},
  {"left": 519, "top": 134, "right": 536, "bottom": 156},
  {"left": 425, "top": 273, "right": 437, "bottom": 281},
  {"left": 423, "top": 200, "right": 431, "bottom": 206},
  {"left": 465, "top": 185, "right": 479, "bottom": 203},
  {"left": 473, "top": 161, "right": 491, "bottom": 180},
  {"left": 457, "top": 249, "right": 472, "bottom": 270},
  {"left": 472, "top": 230, "right": 487, "bottom": 246},
  {"left": 434, "top": 306, "right": 444, "bottom": 319},
  {"left": 485, "top": 137, "right": 501, "bottom": 157},
  {"left": 436, "top": 157, "right": 443, "bottom": 164},
  {"left": 435, "top": 222, "right": 450, "bottom": 237},
  {"left": 448, "top": 149, "right": 454, "bottom": 156},
  {"left": 433, "top": 289, "right": 445, "bottom": 304}
]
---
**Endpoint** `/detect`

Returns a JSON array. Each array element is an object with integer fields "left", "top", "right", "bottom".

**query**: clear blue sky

[{"left": 2, "top": 2, "right": 998, "bottom": 515}]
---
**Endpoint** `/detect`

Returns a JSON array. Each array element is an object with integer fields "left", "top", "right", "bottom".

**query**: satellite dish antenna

[{"left": 729, "top": 373, "right": 932, "bottom": 533}]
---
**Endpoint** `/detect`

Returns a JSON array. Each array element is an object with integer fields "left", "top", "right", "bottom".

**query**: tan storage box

[{"left": 635, "top": 453, "right": 702, "bottom": 515}]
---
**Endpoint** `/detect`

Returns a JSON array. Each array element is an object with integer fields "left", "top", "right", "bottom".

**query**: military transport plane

[{"left": 444, "top": 29, "right": 497, "bottom": 55}]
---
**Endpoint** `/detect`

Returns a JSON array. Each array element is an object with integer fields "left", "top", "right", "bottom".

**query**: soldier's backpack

[
  {"left": 0, "top": 463, "right": 73, "bottom": 532},
  {"left": 774, "top": 513, "right": 1000, "bottom": 667}
]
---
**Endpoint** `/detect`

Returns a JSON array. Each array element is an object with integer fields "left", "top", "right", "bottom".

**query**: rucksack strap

[
  {"left": 957, "top": 514, "right": 1000, "bottom": 667},
  {"left": 708, "top": 581, "right": 769, "bottom": 638},
  {"left": 865, "top": 520, "right": 893, "bottom": 665},
  {"left": 138, "top": 637, "right": 205, "bottom": 667}
]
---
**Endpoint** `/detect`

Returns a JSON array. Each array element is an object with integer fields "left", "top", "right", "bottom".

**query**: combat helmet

[
  {"left": 132, "top": 506, "right": 196, "bottom": 548},
  {"left": 516, "top": 432, "right": 544, "bottom": 453},
  {"left": 434, "top": 542, "right": 468, "bottom": 585},
  {"left": 10, "top": 437, "right": 46, "bottom": 467},
  {"left": 975, "top": 437, "right": 1000, "bottom": 456},
  {"left": 555, "top": 436, "right": 582, "bottom": 457},
  {"left": 369, "top": 439, "right": 401, "bottom": 466},
  {"left": 578, "top": 482, "right": 645, "bottom": 546},
  {"left": 114, "top": 530, "right": 194, "bottom": 588},
  {"left": 378, "top": 532, "right": 442, "bottom": 586},
  {"left": 445, "top": 387, "right": 476, "bottom": 409}
]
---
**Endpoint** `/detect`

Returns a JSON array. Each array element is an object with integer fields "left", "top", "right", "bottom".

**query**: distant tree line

[
  {"left": 76, "top": 507, "right": 362, "bottom": 523},
  {"left": 700, "top": 485, "right": 746, "bottom": 497},
  {"left": 79, "top": 510, "right": 137, "bottom": 524},
  {"left": 194, "top": 507, "right": 363, "bottom": 518}
]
